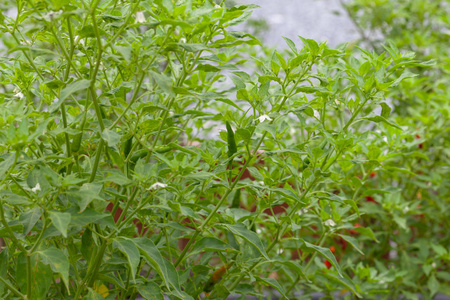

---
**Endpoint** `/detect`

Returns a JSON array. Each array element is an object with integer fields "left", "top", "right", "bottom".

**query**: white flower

[
  {"left": 31, "top": 183, "right": 41, "bottom": 193},
  {"left": 179, "top": 38, "right": 186, "bottom": 43},
  {"left": 432, "top": 262, "right": 436, "bottom": 268},
  {"left": 214, "top": 4, "right": 221, "bottom": 8},
  {"left": 75, "top": 35, "right": 85, "bottom": 46},
  {"left": 14, "top": 92, "right": 24, "bottom": 99},
  {"left": 258, "top": 181, "right": 265, "bottom": 186},
  {"left": 296, "top": 208, "right": 308, "bottom": 216},
  {"left": 403, "top": 206, "right": 409, "bottom": 214},
  {"left": 148, "top": 182, "right": 168, "bottom": 190},
  {"left": 257, "top": 115, "right": 272, "bottom": 123},
  {"left": 135, "top": 11, "right": 146, "bottom": 23},
  {"left": 324, "top": 219, "right": 336, "bottom": 227},
  {"left": 313, "top": 109, "right": 320, "bottom": 119},
  {"left": 334, "top": 99, "right": 340, "bottom": 105}
]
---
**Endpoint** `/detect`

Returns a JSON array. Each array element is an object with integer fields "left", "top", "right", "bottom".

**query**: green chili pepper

[{"left": 226, "top": 121, "right": 237, "bottom": 158}]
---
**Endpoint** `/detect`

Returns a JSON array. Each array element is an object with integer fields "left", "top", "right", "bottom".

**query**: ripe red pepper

[
  {"left": 365, "top": 196, "right": 377, "bottom": 203},
  {"left": 324, "top": 260, "right": 332, "bottom": 269}
]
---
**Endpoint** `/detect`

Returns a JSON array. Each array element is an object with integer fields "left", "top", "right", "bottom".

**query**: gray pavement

[{"left": 238, "top": 0, "right": 360, "bottom": 47}]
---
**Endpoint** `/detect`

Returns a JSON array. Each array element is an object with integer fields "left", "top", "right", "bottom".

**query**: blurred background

[{"left": 238, "top": 0, "right": 359, "bottom": 47}]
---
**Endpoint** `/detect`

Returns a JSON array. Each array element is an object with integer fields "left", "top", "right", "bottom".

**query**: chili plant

[
  {"left": 339, "top": 0, "right": 450, "bottom": 298},
  {"left": 0, "top": 0, "right": 419, "bottom": 299}
]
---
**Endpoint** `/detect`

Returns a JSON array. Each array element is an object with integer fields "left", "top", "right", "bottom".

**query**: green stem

[
  {"left": 0, "top": 275, "right": 25, "bottom": 299},
  {"left": 26, "top": 254, "right": 32, "bottom": 299}
]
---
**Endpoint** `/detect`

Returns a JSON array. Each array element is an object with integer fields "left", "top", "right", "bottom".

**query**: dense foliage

[{"left": 0, "top": 0, "right": 447, "bottom": 299}]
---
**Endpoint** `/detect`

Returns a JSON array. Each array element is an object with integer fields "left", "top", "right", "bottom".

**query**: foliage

[{"left": 0, "top": 0, "right": 445, "bottom": 299}]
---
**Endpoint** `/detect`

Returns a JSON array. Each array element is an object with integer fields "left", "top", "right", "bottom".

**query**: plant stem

[{"left": 0, "top": 275, "right": 25, "bottom": 299}]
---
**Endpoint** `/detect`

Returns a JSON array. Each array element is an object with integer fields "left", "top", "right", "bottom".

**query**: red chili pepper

[
  {"left": 365, "top": 196, "right": 377, "bottom": 203},
  {"left": 324, "top": 260, "right": 332, "bottom": 269},
  {"left": 329, "top": 246, "right": 336, "bottom": 253},
  {"left": 370, "top": 172, "right": 376, "bottom": 178},
  {"left": 349, "top": 223, "right": 362, "bottom": 235}
]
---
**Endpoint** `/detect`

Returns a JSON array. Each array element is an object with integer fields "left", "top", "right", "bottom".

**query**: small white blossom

[
  {"left": 148, "top": 182, "right": 168, "bottom": 190},
  {"left": 258, "top": 181, "right": 265, "bottom": 186},
  {"left": 313, "top": 109, "right": 320, "bottom": 119},
  {"left": 296, "top": 208, "right": 308, "bottom": 216},
  {"left": 14, "top": 92, "right": 24, "bottom": 99},
  {"left": 334, "top": 99, "right": 340, "bottom": 105},
  {"left": 135, "top": 11, "right": 146, "bottom": 23},
  {"left": 75, "top": 35, "right": 85, "bottom": 46},
  {"left": 432, "top": 262, "right": 436, "bottom": 268},
  {"left": 31, "top": 183, "right": 41, "bottom": 193},
  {"left": 403, "top": 206, "right": 409, "bottom": 214},
  {"left": 179, "top": 38, "right": 186, "bottom": 43},
  {"left": 277, "top": 249, "right": 284, "bottom": 255},
  {"left": 257, "top": 115, "right": 272, "bottom": 123},
  {"left": 324, "top": 219, "right": 336, "bottom": 227},
  {"left": 256, "top": 228, "right": 262, "bottom": 234},
  {"left": 214, "top": 4, "right": 221, "bottom": 8}
]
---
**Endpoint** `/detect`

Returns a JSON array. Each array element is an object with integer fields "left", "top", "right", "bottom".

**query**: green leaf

[
  {"left": 256, "top": 277, "right": 288, "bottom": 299},
  {"left": 0, "top": 248, "right": 8, "bottom": 295},
  {"left": 19, "top": 207, "right": 41, "bottom": 235},
  {"left": 303, "top": 241, "right": 343, "bottom": 277},
  {"left": 114, "top": 45, "right": 132, "bottom": 62},
  {"left": 16, "top": 253, "right": 52, "bottom": 299},
  {"left": 278, "top": 260, "right": 310, "bottom": 283},
  {"left": 337, "top": 234, "right": 364, "bottom": 255},
  {"left": 60, "top": 79, "right": 91, "bottom": 102},
  {"left": 44, "top": 79, "right": 65, "bottom": 89},
  {"left": 104, "top": 170, "right": 133, "bottom": 186},
  {"left": 223, "top": 223, "right": 269, "bottom": 259},
  {"left": 191, "top": 237, "right": 237, "bottom": 255},
  {"left": 299, "top": 36, "right": 320, "bottom": 55},
  {"left": 68, "top": 183, "right": 103, "bottom": 212},
  {"left": 81, "top": 228, "right": 96, "bottom": 260},
  {"left": 114, "top": 237, "right": 140, "bottom": 281},
  {"left": 390, "top": 71, "right": 416, "bottom": 87},
  {"left": 365, "top": 115, "right": 402, "bottom": 130},
  {"left": 380, "top": 102, "right": 391, "bottom": 118},
  {"left": 150, "top": 71, "right": 173, "bottom": 95},
  {"left": 236, "top": 128, "right": 252, "bottom": 143},
  {"left": 0, "top": 190, "right": 31, "bottom": 205},
  {"left": 102, "top": 128, "right": 122, "bottom": 147},
  {"left": 137, "top": 281, "right": 164, "bottom": 300},
  {"left": 195, "top": 64, "right": 221, "bottom": 73},
  {"left": 86, "top": 288, "right": 105, "bottom": 300},
  {"left": 77, "top": 25, "right": 96, "bottom": 38},
  {"left": 0, "top": 154, "right": 15, "bottom": 179},
  {"left": 134, "top": 237, "right": 180, "bottom": 291},
  {"left": 49, "top": 211, "right": 71, "bottom": 238},
  {"left": 70, "top": 209, "right": 109, "bottom": 227},
  {"left": 427, "top": 275, "right": 440, "bottom": 297},
  {"left": 283, "top": 36, "right": 297, "bottom": 53},
  {"left": 318, "top": 272, "right": 361, "bottom": 297},
  {"left": 38, "top": 247, "right": 70, "bottom": 291},
  {"left": 353, "top": 226, "right": 379, "bottom": 242}
]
